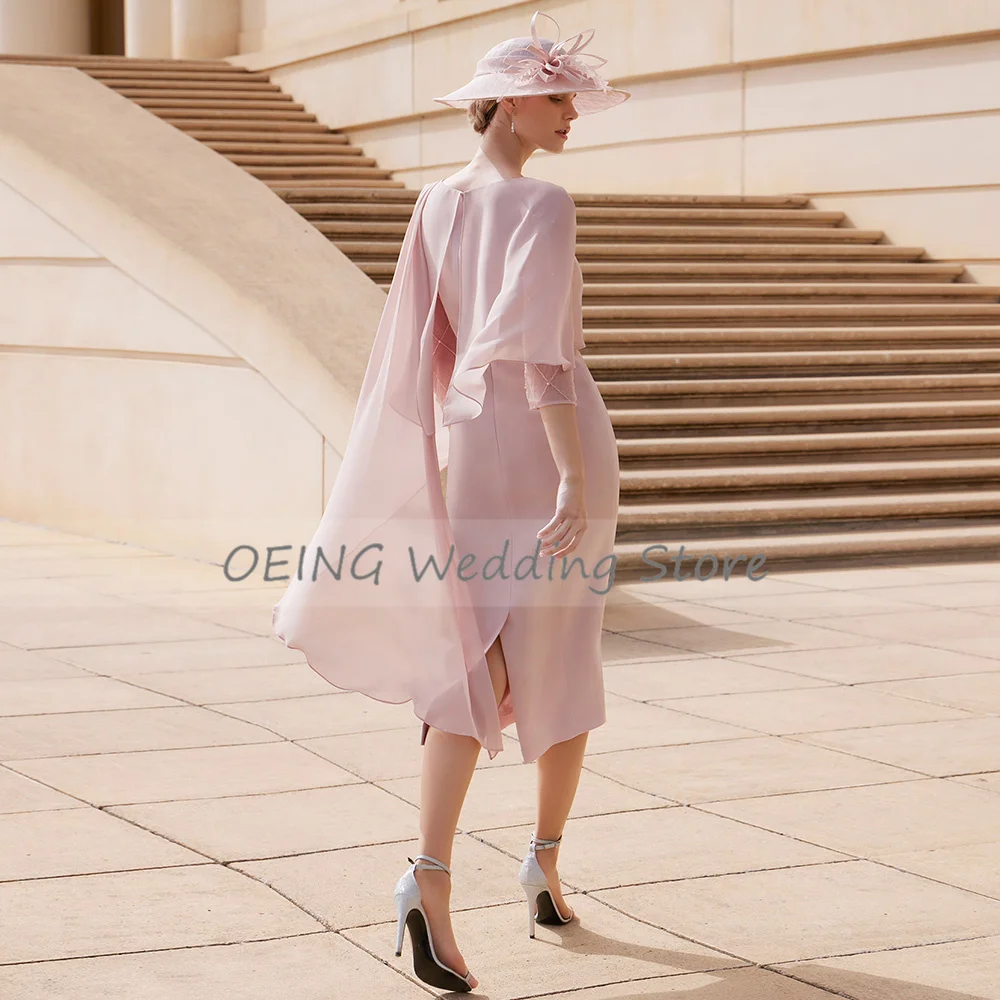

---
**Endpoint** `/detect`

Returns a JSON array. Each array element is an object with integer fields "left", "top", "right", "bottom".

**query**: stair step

[
  {"left": 360, "top": 260, "right": 967, "bottom": 282},
  {"left": 191, "top": 130, "right": 349, "bottom": 144},
  {"left": 617, "top": 490, "right": 1000, "bottom": 530},
  {"left": 598, "top": 372, "right": 1000, "bottom": 406},
  {"left": 616, "top": 427, "right": 1000, "bottom": 464},
  {"left": 584, "top": 302, "right": 1000, "bottom": 326},
  {"left": 611, "top": 524, "right": 1000, "bottom": 577},
  {"left": 618, "top": 457, "right": 1000, "bottom": 495},
  {"left": 224, "top": 154, "right": 372, "bottom": 167},
  {"left": 338, "top": 240, "right": 930, "bottom": 261},
  {"left": 583, "top": 326, "right": 1000, "bottom": 351},
  {"left": 245, "top": 166, "right": 395, "bottom": 180},
  {"left": 267, "top": 177, "right": 407, "bottom": 189},
  {"left": 204, "top": 141, "right": 364, "bottom": 155},
  {"left": 581, "top": 281, "right": 999, "bottom": 302},
  {"left": 164, "top": 119, "right": 331, "bottom": 133},
  {"left": 576, "top": 223, "right": 886, "bottom": 243},
  {"left": 86, "top": 69, "right": 273, "bottom": 82},
  {"left": 587, "top": 348, "right": 1000, "bottom": 377},
  {"left": 151, "top": 107, "right": 317, "bottom": 121},
  {"left": 0, "top": 54, "right": 237, "bottom": 70},
  {"left": 576, "top": 206, "right": 851, "bottom": 226},
  {"left": 132, "top": 98, "right": 305, "bottom": 112},
  {"left": 609, "top": 398, "right": 1000, "bottom": 432},
  {"left": 570, "top": 192, "right": 814, "bottom": 208},
  {"left": 112, "top": 80, "right": 293, "bottom": 95},
  {"left": 578, "top": 243, "right": 928, "bottom": 260}
]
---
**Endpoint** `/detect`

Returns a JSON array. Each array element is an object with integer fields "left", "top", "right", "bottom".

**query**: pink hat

[{"left": 433, "top": 10, "right": 631, "bottom": 116}]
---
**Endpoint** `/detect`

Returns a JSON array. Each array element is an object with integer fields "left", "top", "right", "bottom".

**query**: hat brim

[{"left": 433, "top": 80, "right": 630, "bottom": 115}]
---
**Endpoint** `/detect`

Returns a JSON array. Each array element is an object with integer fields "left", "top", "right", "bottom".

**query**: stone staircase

[{"left": 10, "top": 53, "right": 1000, "bottom": 577}]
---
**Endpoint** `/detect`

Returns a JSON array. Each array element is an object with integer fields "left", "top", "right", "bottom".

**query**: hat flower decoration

[{"left": 434, "top": 9, "right": 630, "bottom": 115}]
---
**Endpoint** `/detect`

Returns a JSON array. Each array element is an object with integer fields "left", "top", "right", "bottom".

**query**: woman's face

[{"left": 505, "top": 93, "right": 579, "bottom": 152}]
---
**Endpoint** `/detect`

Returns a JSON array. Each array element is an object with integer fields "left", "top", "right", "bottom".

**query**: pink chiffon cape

[{"left": 271, "top": 177, "right": 585, "bottom": 760}]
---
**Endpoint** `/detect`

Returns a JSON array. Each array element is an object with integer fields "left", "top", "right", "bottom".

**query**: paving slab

[
  {"left": 110, "top": 782, "right": 419, "bottom": 862},
  {"left": 5, "top": 524, "right": 1000, "bottom": 998},
  {"left": 210, "top": 691, "right": 416, "bottom": 740},
  {"left": 601, "top": 656, "right": 830, "bottom": 701},
  {"left": 584, "top": 692, "right": 759, "bottom": 755},
  {"left": 633, "top": 619, "right": 872, "bottom": 655},
  {"left": 299, "top": 726, "right": 521, "bottom": 781},
  {"left": 234, "top": 833, "right": 520, "bottom": 930},
  {"left": 0, "top": 705, "right": 279, "bottom": 759},
  {"left": 928, "top": 634, "right": 1000, "bottom": 659},
  {"left": 0, "top": 807, "right": 203, "bottom": 880},
  {"left": 603, "top": 598, "right": 763, "bottom": 631},
  {"left": 121, "top": 661, "right": 334, "bottom": 704},
  {"left": 0, "top": 764, "right": 84, "bottom": 813},
  {"left": 0, "top": 676, "right": 180, "bottom": 716},
  {"left": 595, "top": 859, "right": 1000, "bottom": 965},
  {"left": 650, "top": 684, "right": 972, "bottom": 735},
  {"left": 519, "top": 967, "right": 867, "bottom": 999},
  {"left": 600, "top": 629, "right": 712, "bottom": 664},
  {"left": 0, "top": 648, "right": 94, "bottom": 682},
  {"left": 849, "top": 580, "right": 1000, "bottom": 608},
  {"left": 0, "top": 864, "right": 321, "bottom": 964},
  {"left": 774, "top": 565, "right": 986, "bottom": 589},
  {"left": 775, "top": 933, "right": 1000, "bottom": 999},
  {"left": 7, "top": 741, "right": 359, "bottom": 806},
  {"left": 797, "top": 716, "right": 1000, "bottom": 776},
  {"left": 0, "top": 605, "right": 247, "bottom": 650},
  {"left": 864, "top": 669, "right": 1000, "bottom": 713},
  {"left": 917, "top": 560, "right": 1000, "bottom": 580},
  {"left": 346, "top": 893, "right": 745, "bottom": 1000},
  {"left": 51, "top": 635, "right": 304, "bottom": 675},
  {"left": 795, "top": 608, "right": 1000, "bottom": 643},
  {"left": 731, "top": 641, "right": 1000, "bottom": 683},
  {"left": 481, "top": 809, "right": 845, "bottom": 891},
  {"left": 381, "top": 761, "right": 665, "bottom": 833},
  {"left": 583, "top": 735, "right": 917, "bottom": 803},
  {"left": 703, "top": 777, "right": 1000, "bottom": 855},
  {"left": 695, "top": 588, "right": 927, "bottom": 619},
  {"left": 0, "top": 934, "right": 426, "bottom": 1000},
  {"left": 953, "top": 770, "right": 1000, "bottom": 795},
  {"left": 875, "top": 840, "right": 1000, "bottom": 899}
]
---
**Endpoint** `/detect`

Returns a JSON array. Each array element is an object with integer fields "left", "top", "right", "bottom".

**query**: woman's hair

[{"left": 467, "top": 98, "right": 500, "bottom": 134}]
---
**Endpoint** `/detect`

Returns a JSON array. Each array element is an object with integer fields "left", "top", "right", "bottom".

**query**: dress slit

[{"left": 420, "top": 609, "right": 513, "bottom": 749}]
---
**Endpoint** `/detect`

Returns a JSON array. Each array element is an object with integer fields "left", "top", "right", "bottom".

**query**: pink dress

[{"left": 272, "top": 176, "right": 620, "bottom": 763}]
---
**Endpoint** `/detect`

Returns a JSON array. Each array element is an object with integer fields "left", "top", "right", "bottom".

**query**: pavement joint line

[
  {"left": 865, "top": 856, "right": 1000, "bottom": 905},
  {"left": 0, "top": 860, "right": 217, "bottom": 885},
  {"left": 0, "top": 930, "right": 330, "bottom": 968},
  {"left": 760, "top": 928, "right": 1000, "bottom": 966}
]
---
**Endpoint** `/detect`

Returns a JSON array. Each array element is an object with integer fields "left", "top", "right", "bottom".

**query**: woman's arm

[{"left": 535, "top": 402, "right": 587, "bottom": 559}]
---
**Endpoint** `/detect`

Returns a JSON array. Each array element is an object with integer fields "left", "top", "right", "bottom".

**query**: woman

[{"left": 272, "top": 9, "right": 629, "bottom": 993}]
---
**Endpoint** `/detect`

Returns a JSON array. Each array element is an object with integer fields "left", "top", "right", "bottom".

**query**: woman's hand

[{"left": 537, "top": 475, "right": 588, "bottom": 558}]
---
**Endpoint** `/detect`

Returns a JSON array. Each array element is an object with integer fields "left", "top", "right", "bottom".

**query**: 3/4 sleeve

[
  {"left": 524, "top": 361, "right": 578, "bottom": 408},
  {"left": 514, "top": 187, "right": 581, "bottom": 409},
  {"left": 441, "top": 182, "right": 585, "bottom": 426}
]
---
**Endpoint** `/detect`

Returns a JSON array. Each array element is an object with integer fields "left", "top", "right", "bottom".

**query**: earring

[{"left": 510, "top": 111, "right": 515, "bottom": 134}]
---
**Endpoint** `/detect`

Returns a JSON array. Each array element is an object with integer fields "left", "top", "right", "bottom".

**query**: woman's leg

[
  {"left": 533, "top": 730, "right": 589, "bottom": 920},
  {"left": 412, "top": 635, "right": 508, "bottom": 986}
]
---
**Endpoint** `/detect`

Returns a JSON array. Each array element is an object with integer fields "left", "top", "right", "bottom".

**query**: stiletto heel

[
  {"left": 517, "top": 833, "right": 575, "bottom": 939},
  {"left": 393, "top": 854, "right": 476, "bottom": 992}
]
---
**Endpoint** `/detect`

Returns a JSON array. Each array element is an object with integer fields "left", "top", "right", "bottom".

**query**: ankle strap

[
  {"left": 408, "top": 854, "right": 451, "bottom": 875},
  {"left": 530, "top": 834, "right": 562, "bottom": 851}
]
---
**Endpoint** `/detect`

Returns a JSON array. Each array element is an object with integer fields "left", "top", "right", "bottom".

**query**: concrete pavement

[{"left": 1, "top": 518, "right": 998, "bottom": 998}]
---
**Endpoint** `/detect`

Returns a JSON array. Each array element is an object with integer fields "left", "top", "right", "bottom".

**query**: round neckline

[{"left": 436, "top": 175, "right": 531, "bottom": 195}]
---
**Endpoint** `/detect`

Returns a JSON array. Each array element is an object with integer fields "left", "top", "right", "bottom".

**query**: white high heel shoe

[
  {"left": 517, "top": 833, "right": 575, "bottom": 939},
  {"left": 394, "top": 854, "right": 476, "bottom": 992}
]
